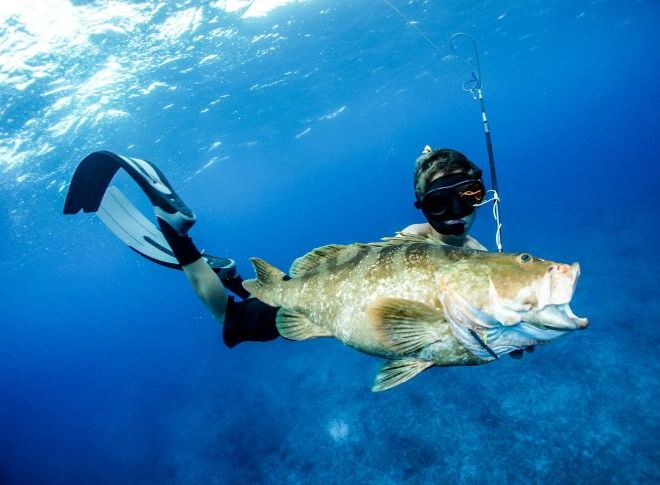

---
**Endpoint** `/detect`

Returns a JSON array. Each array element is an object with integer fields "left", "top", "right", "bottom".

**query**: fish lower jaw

[
  {"left": 561, "top": 303, "right": 588, "bottom": 329},
  {"left": 530, "top": 303, "right": 588, "bottom": 330}
]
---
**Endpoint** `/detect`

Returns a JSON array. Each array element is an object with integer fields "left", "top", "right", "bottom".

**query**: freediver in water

[{"left": 64, "top": 146, "right": 530, "bottom": 358}]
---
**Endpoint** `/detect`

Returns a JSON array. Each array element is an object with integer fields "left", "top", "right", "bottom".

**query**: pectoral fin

[
  {"left": 372, "top": 358, "right": 433, "bottom": 392},
  {"left": 276, "top": 307, "right": 333, "bottom": 341},
  {"left": 368, "top": 297, "right": 445, "bottom": 354}
]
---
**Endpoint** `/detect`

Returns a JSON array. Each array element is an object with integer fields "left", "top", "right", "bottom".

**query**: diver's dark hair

[{"left": 414, "top": 148, "right": 480, "bottom": 198}]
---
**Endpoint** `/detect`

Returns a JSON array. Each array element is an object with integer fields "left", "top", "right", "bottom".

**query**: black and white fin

[
  {"left": 64, "top": 150, "right": 195, "bottom": 235},
  {"left": 97, "top": 186, "right": 236, "bottom": 278}
]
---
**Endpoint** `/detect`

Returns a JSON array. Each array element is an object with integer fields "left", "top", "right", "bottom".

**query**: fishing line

[
  {"left": 474, "top": 190, "right": 502, "bottom": 252},
  {"left": 382, "top": 1, "right": 505, "bottom": 252},
  {"left": 382, "top": 0, "right": 445, "bottom": 57},
  {"left": 449, "top": 34, "right": 500, "bottom": 198}
]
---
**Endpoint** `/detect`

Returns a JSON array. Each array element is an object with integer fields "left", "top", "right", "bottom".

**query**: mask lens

[
  {"left": 458, "top": 181, "right": 484, "bottom": 205},
  {"left": 421, "top": 192, "right": 450, "bottom": 216}
]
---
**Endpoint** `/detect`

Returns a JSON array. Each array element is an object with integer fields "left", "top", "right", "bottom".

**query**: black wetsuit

[{"left": 221, "top": 276, "right": 280, "bottom": 347}]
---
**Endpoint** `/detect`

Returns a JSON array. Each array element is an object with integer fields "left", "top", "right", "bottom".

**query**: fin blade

[
  {"left": 242, "top": 258, "right": 285, "bottom": 306},
  {"left": 368, "top": 297, "right": 445, "bottom": 354},
  {"left": 97, "top": 186, "right": 178, "bottom": 263},
  {"left": 372, "top": 358, "right": 433, "bottom": 392},
  {"left": 276, "top": 307, "right": 332, "bottom": 341}
]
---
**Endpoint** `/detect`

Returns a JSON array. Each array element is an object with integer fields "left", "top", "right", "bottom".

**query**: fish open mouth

[
  {"left": 534, "top": 303, "right": 588, "bottom": 330},
  {"left": 562, "top": 303, "right": 588, "bottom": 328}
]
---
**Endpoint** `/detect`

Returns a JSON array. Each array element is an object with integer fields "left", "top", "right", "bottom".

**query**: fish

[{"left": 243, "top": 234, "right": 588, "bottom": 392}]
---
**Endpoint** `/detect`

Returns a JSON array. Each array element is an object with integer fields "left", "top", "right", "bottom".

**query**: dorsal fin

[
  {"left": 242, "top": 258, "right": 286, "bottom": 307},
  {"left": 381, "top": 232, "right": 443, "bottom": 245},
  {"left": 288, "top": 233, "right": 441, "bottom": 278},
  {"left": 289, "top": 244, "right": 358, "bottom": 278}
]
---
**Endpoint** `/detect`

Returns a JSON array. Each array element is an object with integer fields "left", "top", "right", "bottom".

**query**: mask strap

[{"left": 473, "top": 189, "right": 503, "bottom": 252}]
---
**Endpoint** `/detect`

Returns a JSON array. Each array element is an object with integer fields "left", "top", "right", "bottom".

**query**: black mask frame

[{"left": 414, "top": 168, "right": 484, "bottom": 236}]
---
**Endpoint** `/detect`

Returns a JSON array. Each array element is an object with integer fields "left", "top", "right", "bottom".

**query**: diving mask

[{"left": 414, "top": 172, "right": 485, "bottom": 235}]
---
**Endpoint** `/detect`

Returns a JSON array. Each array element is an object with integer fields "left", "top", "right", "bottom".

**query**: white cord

[{"left": 473, "top": 189, "right": 503, "bottom": 252}]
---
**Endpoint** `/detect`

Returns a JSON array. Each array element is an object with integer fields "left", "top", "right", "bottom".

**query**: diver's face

[{"left": 424, "top": 171, "right": 481, "bottom": 238}]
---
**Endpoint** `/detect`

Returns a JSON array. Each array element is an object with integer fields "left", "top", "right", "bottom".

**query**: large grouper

[{"left": 243, "top": 234, "right": 588, "bottom": 392}]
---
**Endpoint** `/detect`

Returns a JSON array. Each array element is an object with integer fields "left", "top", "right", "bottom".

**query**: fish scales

[
  {"left": 280, "top": 242, "right": 450, "bottom": 354},
  {"left": 328, "top": 245, "right": 383, "bottom": 343},
  {"left": 294, "top": 245, "right": 372, "bottom": 338}
]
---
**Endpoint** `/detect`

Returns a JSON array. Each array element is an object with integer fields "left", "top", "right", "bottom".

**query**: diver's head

[{"left": 413, "top": 147, "right": 484, "bottom": 237}]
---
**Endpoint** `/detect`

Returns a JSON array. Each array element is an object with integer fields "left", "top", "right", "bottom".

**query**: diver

[
  {"left": 64, "top": 147, "right": 529, "bottom": 357},
  {"left": 404, "top": 145, "right": 487, "bottom": 250}
]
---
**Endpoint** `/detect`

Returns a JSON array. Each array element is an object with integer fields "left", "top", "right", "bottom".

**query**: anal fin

[
  {"left": 276, "top": 307, "right": 332, "bottom": 341},
  {"left": 372, "top": 358, "right": 433, "bottom": 392}
]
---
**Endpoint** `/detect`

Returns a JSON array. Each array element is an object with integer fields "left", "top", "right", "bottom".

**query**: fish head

[
  {"left": 437, "top": 250, "right": 587, "bottom": 360},
  {"left": 483, "top": 252, "right": 587, "bottom": 331}
]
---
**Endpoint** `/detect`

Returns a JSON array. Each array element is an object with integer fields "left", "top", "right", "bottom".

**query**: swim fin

[
  {"left": 64, "top": 151, "right": 237, "bottom": 280},
  {"left": 97, "top": 186, "right": 235, "bottom": 278},
  {"left": 64, "top": 150, "right": 195, "bottom": 235}
]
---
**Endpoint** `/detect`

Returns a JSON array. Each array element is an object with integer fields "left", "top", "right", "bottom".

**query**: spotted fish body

[{"left": 243, "top": 234, "right": 587, "bottom": 391}]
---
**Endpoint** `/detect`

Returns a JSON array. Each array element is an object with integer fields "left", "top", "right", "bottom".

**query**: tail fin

[{"left": 242, "top": 258, "right": 286, "bottom": 307}]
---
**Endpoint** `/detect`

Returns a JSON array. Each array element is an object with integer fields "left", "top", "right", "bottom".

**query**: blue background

[{"left": 1, "top": 0, "right": 658, "bottom": 482}]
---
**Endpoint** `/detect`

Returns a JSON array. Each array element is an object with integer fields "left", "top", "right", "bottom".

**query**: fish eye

[{"left": 517, "top": 253, "right": 533, "bottom": 264}]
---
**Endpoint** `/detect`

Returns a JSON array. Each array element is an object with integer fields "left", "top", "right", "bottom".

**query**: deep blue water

[{"left": 1, "top": 0, "right": 659, "bottom": 483}]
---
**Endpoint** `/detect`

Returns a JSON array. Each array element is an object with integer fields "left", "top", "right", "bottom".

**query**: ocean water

[{"left": 1, "top": 0, "right": 659, "bottom": 483}]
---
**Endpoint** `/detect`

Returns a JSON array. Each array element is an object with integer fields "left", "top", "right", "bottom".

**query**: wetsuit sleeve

[{"left": 222, "top": 296, "right": 280, "bottom": 348}]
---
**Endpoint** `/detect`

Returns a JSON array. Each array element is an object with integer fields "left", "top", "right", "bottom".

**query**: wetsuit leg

[{"left": 223, "top": 297, "right": 280, "bottom": 348}]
